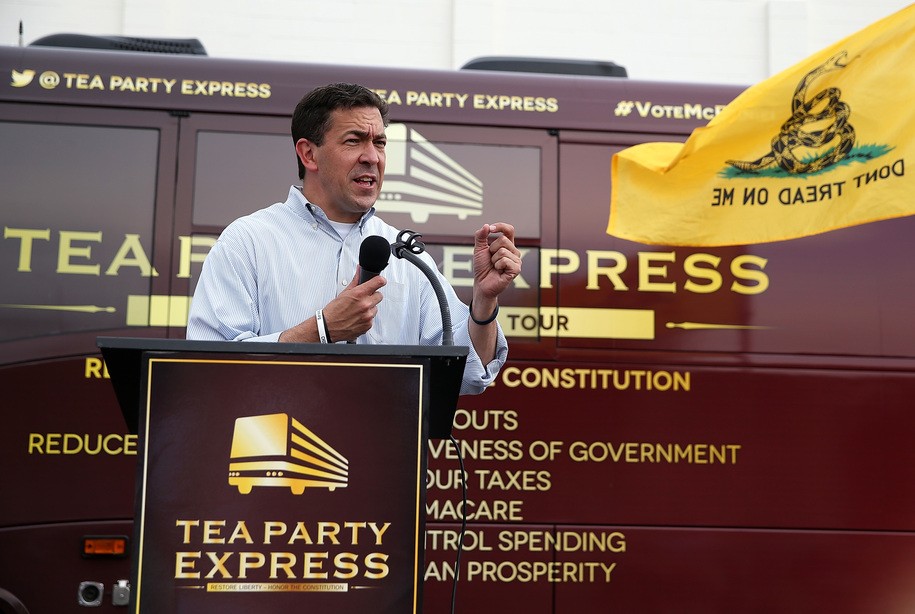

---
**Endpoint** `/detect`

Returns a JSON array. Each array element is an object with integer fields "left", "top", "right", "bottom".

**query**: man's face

[{"left": 301, "top": 106, "right": 386, "bottom": 223}]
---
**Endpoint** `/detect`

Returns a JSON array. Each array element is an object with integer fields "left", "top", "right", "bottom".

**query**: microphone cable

[
  {"left": 392, "top": 228, "right": 465, "bottom": 610},
  {"left": 448, "top": 433, "right": 468, "bottom": 614}
]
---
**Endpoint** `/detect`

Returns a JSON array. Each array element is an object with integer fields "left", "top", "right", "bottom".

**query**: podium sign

[{"left": 98, "top": 339, "right": 467, "bottom": 614}]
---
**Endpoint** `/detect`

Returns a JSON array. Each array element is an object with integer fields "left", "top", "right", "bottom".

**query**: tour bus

[
  {"left": 2, "top": 38, "right": 915, "bottom": 613},
  {"left": 228, "top": 412, "right": 349, "bottom": 495}
]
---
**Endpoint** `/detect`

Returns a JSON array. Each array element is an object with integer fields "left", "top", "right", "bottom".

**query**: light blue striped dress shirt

[{"left": 187, "top": 186, "right": 507, "bottom": 395}]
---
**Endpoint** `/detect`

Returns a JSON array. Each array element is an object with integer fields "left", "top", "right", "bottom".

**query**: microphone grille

[{"left": 359, "top": 235, "right": 391, "bottom": 273}]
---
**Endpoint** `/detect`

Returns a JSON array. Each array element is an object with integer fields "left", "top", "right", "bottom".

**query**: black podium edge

[{"left": 97, "top": 336, "right": 468, "bottom": 439}]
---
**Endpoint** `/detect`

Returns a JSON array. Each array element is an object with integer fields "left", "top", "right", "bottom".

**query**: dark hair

[{"left": 291, "top": 82, "right": 390, "bottom": 179}]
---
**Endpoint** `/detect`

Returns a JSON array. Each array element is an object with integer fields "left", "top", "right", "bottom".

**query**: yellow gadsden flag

[{"left": 608, "top": 5, "right": 915, "bottom": 246}]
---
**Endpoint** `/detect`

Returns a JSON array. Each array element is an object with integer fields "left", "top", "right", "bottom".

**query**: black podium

[{"left": 98, "top": 337, "right": 468, "bottom": 614}]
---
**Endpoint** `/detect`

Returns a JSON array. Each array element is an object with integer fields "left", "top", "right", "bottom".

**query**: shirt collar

[{"left": 287, "top": 185, "right": 377, "bottom": 232}]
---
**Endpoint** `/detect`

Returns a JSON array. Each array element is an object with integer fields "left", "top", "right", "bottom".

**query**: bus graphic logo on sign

[
  {"left": 227, "top": 413, "right": 349, "bottom": 495},
  {"left": 377, "top": 123, "right": 484, "bottom": 223}
]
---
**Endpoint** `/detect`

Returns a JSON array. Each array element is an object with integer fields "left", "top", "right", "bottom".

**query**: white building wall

[{"left": 0, "top": 0, "right": 911, "bottom": 85}]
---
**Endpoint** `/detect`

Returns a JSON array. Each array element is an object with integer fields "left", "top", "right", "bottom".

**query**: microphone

[
  {"left": 358, "top": 235, "right": 391, "bottom": 284},
  {"left": 346, "top": 236, "right": 391, "bottom": 345}
]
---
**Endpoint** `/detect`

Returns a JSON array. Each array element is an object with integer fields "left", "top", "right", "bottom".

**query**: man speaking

[{"left": 187, "top": 82, "right": 521, "bottom": 394}]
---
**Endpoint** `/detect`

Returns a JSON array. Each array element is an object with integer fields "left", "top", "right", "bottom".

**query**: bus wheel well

[{"left": 0, "top": 587, "right": 30, "bottom": 614}]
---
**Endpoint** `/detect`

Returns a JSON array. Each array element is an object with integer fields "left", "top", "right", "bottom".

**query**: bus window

[
  {"left": 191, "top": 130, "right": 296, "bottom": 228},
  {"left": 0, "top": 117, "right": 161, "bottom": 343}
]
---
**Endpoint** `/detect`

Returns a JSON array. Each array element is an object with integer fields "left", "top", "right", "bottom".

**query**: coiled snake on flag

[{"left": 728, "top": 52, "right": 855, "bottom": 174}]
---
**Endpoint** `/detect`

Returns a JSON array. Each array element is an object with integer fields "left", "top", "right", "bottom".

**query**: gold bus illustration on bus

[
  {"left": 227, "top": 413, "right": 348, "bottom": 495},
  {"left": 376, "top": 123, "right": 484, "bottom": 223}
]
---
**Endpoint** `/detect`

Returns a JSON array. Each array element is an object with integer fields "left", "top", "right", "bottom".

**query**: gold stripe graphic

[
  {"left": 11, "top": 294, "right": 767, "bottom": 339},
  {"left": 0, "top": 303, "right": 115, "bottom": 313},
  {"left": 666, "top": 322, "right": 771, "bottom": 330}
]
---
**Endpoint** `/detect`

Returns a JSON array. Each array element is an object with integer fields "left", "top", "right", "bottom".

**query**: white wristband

[{"left": 315, "top": 309, "right": 330, "bottom": 343}]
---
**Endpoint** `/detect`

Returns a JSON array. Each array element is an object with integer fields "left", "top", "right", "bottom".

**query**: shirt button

[{"left": 341, "top": 279, "right": 348, "bottom": 286}]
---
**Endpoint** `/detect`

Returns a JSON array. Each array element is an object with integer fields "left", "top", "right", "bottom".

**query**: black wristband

[{"left": 469, "top": 300, "right": 499, "bottom": 326}]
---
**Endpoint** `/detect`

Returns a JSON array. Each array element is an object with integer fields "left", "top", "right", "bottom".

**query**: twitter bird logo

[{"left": 11, "top": 69, "right": 36, "bottom": 87}]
